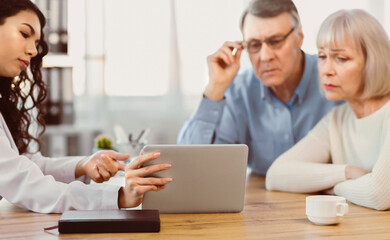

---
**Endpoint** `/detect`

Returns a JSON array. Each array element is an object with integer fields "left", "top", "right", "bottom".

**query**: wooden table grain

[{"left": 1, "top": 173, "right": 390, "bottom": 240}]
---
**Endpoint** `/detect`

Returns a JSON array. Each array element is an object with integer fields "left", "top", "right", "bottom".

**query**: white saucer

[{"left": 307, "top": 215, "right": 343, "bottom": 225}]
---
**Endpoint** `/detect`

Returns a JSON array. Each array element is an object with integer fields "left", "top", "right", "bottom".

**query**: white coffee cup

[{"left": 306, "top": 195, "right": 349, "bottom": 225}]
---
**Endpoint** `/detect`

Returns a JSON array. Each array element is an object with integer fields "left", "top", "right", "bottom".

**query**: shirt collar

[{"left": 294, "top": 52, "right": 314, "bottom": 105}]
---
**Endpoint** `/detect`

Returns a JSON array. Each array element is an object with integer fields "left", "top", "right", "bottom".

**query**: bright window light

[{"left": 103, "top": 0, "right": 171, "bottom": 96}]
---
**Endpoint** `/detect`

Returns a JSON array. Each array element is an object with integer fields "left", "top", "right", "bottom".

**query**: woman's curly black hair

[{"left": 0, "top": 0, "right": 49, "bottom": 154}]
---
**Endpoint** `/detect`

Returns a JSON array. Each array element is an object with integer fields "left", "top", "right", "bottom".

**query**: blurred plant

[{"left": 95, "top": 135, "right": 113, "bottom": 149}]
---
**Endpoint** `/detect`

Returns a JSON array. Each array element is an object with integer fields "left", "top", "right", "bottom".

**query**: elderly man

[{"left": 177, "top": 0, "right": 341, "bottom": 175}]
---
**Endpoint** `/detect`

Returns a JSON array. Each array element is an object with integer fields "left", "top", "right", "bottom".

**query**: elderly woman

[{"left": 266, "top": 9, "right": 390, "bottom": 210}]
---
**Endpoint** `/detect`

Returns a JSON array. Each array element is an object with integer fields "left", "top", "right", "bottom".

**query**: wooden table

[{"left": 1, "top": 173, "right": 390, "bottom": 240}]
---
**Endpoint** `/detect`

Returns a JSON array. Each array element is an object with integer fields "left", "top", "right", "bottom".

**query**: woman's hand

[
  {"left": 118, "top": 152, "right": 172, "bottom": 208},
  {"left": 322, "top": 166, "right": 369, "bottom": 196},
  {"left": 76, "top": 151, "right": 129, "bottom": 182},
  {"left": 345, "top": 165, "right": 370, "bottom": 180}
]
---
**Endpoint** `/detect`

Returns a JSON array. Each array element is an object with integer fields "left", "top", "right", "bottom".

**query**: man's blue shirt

[{"left": 177, "top": 53, "right": 341, "bottom": 175}]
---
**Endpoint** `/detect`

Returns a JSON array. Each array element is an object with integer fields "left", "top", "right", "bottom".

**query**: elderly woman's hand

[
  {"left": 118, "top": 152, "right": 172, "bottom": 208},
  {"left": 345, "top": 165, "right": 370, "bottom": 180},
  {"left": 76, "top": 151, "right": 130, "bottom": 182}
]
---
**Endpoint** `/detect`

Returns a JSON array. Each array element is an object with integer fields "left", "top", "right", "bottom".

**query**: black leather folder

[{"left": 58, "top": 209, "right": 160, "bottom": 233}]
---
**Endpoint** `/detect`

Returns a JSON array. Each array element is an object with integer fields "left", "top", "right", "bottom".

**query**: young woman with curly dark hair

[
  {"left": 0, "top": 0, "right": 171, "bottom": 213},
  {"left": 0, "top": 0, "right": 48, "bottom": 155}
]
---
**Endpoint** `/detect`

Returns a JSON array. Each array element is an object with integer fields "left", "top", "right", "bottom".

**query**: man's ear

[{"left": 296, "top": 26, "right": 304, "bottom": 48}]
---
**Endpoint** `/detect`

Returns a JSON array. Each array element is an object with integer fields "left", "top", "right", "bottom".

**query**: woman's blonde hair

[{"left": 317, "top": 9, "right": 390, "bottom": 99}]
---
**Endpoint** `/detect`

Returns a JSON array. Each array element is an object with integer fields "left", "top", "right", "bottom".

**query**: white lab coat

[{"left": 0, "top": 113, "right": 120, "bottom": 213}]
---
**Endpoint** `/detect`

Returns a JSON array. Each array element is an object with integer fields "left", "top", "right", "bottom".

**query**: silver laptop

[{"left": 141, "top": 144, "right": 248, "bottom": 213}]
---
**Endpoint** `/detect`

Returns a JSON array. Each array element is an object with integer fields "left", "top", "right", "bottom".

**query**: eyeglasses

[{"left": 243, "top": 25, "right": 297, "bottom": 53}]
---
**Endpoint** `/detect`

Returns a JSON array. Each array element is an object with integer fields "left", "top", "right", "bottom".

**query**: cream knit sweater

[{"left": 266, "top": 100, "right": 390, "bottom": 210}]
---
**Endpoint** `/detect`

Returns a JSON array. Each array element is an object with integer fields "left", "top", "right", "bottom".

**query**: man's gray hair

[{"left": 240, "top": 0, "right": 300, "bottom": 31}]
